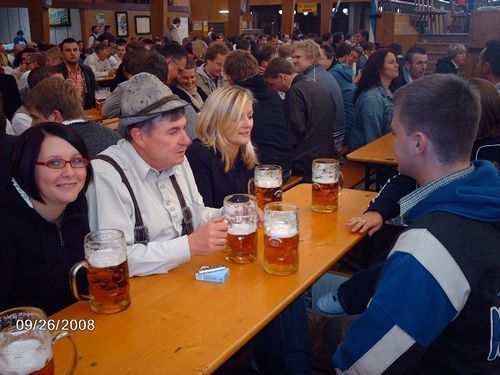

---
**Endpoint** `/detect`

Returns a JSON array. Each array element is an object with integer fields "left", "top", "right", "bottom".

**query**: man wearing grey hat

[{"left": 86, "top": 73, "right": 228, "bottom": 277}]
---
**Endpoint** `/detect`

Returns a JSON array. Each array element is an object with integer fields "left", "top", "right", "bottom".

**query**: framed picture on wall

[
  {"left": 115, "top": 12, "right": 129, "bottom": 37},
  {"left": 48, "top": 8, "right": 71, "bottom": 27},
  {"left": 135, "top": 16, "right": 151, "bottom": 35}
]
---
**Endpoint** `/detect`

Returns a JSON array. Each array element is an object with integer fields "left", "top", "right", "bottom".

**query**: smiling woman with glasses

[{"left": 0, "top": 122, "right": 93, "bottom": 315}]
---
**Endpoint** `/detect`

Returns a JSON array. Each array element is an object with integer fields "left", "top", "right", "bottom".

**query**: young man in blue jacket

[{"left": 332, "top": 74, "right": 500, "bottom": 374}]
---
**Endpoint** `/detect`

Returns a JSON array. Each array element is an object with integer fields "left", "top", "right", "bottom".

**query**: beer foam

[
  {"left": 266, "top": 222, "right": 298, "bottom": 238},
  {"left": 255, "top": 178, "right": 281, "bottom": 189},
  {"left": 312, "top": 176, "right": 338, "bottom": 184},
  {"left": 88, "top": 248, "right": 126, "bottom": 268},
  {"left": 228, "top": 223, "right": 257, "bottom": 235},
  {"left": 0, "top": 338, "right": 51, "bottom": 375}
]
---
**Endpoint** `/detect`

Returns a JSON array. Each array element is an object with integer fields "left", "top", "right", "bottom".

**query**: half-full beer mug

[
  {"left": 0, "top": 307, "right": 77, "bottom": 375},
  {"left": 223, "top": 194, "right": 258, "bottom": 264},
  {"left": 311, "top": 158, "right": 344, "bottom": 213},
  {"left": 70, "top": 229, "right": 131, "bottom": 314},
  {"left": 264, "top": 203, "right": 300, "bottom": 275},
  {"left": 248, "top": 165, "right": 283, "bottom": 210}
]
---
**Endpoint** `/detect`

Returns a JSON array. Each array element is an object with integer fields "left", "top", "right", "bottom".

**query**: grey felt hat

[{"left": 120, "top": 72, "right": 189, "bottom": 127}]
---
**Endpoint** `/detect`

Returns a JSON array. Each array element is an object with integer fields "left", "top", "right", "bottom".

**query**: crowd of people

[{"left": 0, "top": 23, "right": 499, "bottom": 374}]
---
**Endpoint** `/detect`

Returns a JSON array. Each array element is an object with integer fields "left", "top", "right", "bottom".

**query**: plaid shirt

[
  {"left": 65, "top": 63, "right": 86, "bottom": 105},
  {"left": 389, "top": 164, "right": 475, "bottom": 226}
]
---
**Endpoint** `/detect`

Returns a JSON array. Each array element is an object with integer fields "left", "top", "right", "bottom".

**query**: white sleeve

[
  {"left": 11, "top": 113, "right": 32, "bottom": 135},
  {"left": 86, "top": 161, "right": 191, "bottom": 277}
]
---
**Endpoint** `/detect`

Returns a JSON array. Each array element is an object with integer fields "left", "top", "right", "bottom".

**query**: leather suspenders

[{"left": 93, "top": 155, "right": 194, "bottom": 244}]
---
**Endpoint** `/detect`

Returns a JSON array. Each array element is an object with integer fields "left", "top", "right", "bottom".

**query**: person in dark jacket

[
  {"left": 0, "top": 98, "right": 17, "bottom": 186},
  {"left": 264, "top": 57, "right": 336, "bottom": 180},
  {"left": 59, "top": 38, "right": 96, "bottom": 110},
  {"left": 224, "top": 50, "right": 292, "bottom": 177},
  {"left": 186, "top": 86, "right": 257, "bottom": 208},
  {"left": 0, "top": 123, "right": 92, "bottom": 316},
  {"left": 390, "top": 46, "right": 428, "bottom": 91},
  {"left": 24, "top": 77, "right": 120, "bottom": 158},
  {"left": 292, "top": 39, "right": 345, "bottom": 150},
  {"left": 435, "top": 43, "right": 466, "bottom": 74},
  {"left": 326, "top": 73, "right": 500, "bottom": 375},
  {"left": 171, "top": 58, "right": 207, "bottom": 113},
  {"left": 0, "top": 70, "right": 22, "bottom": 120}
]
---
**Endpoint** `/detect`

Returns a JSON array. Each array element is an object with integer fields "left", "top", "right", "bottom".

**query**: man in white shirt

[
  {"left": 87, "top": 25, "right": 100, "bottom": 50},
  {"left": 84, "top": 43, "right": 116, "bottom": 78},
  {"left": 108, "top": 40, "right": 126, "bottom": 69},
  {"left": 86, "top": 72, "right": 228, "bottom": 277}
]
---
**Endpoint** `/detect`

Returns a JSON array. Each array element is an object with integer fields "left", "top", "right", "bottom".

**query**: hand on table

[
  {"left": 346, "top": 211, "right": 383, "bottom": 236},
  {"left": 188, "top": 216, "right": 228, "bottom": 256}
]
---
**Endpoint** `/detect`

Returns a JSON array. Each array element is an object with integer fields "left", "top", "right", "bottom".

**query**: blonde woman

[{"left": 186, "top": 85, "right": 257, "bottom": 208}]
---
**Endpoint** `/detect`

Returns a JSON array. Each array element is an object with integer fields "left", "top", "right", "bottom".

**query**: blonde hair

[
  {"left": 292, "top": 39, "right": 322, "bottom": 64},
  {"left": 197, "top": 86, "right": 258, "bottom": 173}
]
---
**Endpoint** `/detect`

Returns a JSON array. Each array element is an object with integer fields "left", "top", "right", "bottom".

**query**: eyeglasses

[
  {"left": 172, "top": 59, "right": 184, "bottom": 74},
  {"left": 36, "top": 158, "right": 90, "bottom": 169}
]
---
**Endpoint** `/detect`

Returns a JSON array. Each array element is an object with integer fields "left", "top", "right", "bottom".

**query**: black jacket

[
  {"left": 186, "top": 139, "right": 253, "bottom": 208},
  {"left": 0, "top": 182, "right": 89, "bottom": 315},
  {"left": 0, "top": 73, "right": 22, "bottom": 120},
  {"left": 238, "top": 75, "right": 292, "bottom": 172},
  {"left": 170, "top": 85, "right": 208, "bottom": 113},
  {"left": 284, "top": 74, "right": 336, "bottom": 180},
  {"left": 59, "top": 62, "right": 96, "bottom": 109},
  {"left": 0, "top": 134, "right": 17, "bottom": 187},
  {"left": 435, "top": 57, "right": 459, "bottom": 74}
]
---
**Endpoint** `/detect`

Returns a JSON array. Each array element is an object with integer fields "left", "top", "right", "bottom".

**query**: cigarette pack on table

[{"left": 195, "top": 265, "right": 230, "bottom": 283}]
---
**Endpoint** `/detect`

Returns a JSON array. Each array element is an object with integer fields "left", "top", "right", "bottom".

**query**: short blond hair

[
  {"left": 292, "top": 39, "right": 322, "bottom": 64},
  {"left": 197, "top": 86, "right": 258, "bottom": 173}
]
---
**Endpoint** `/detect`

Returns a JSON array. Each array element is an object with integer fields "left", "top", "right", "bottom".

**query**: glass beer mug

[
  {"left": 70, "top": 229, "right": 131, "bottom": 314},
  {"left": 223, "top": 194, "right": 258, "bottom": 264},
  {"left": 311, "top": 158, "right": 344, "bottom": 213},
  {"left": 248, "top": 165, "right": 283, "bottom": 210},
  {"left": 0, "top": 307, "right": 77, "bottom": 375},
  {"left": 264, "top": 203, "right": 300, "bottom": 275}
]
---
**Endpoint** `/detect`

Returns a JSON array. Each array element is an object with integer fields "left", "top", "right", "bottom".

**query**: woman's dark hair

[
  {"left": 11, "top": 122, "right": 93, "bottom": 203},
  {"left": 354, "top": 48, "right": 395, "bottom": 103}
]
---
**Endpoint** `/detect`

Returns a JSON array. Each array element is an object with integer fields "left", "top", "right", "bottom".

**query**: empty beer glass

[
  {"left": 223, "top": 194, "right": 258, "bottom": 264},
  {"left": 248, "top": 165, "right": 283, "bottom": 210},
  {"left": 70, "top": 229, "right": 131, "bottom": 314},
  {"left": 0, "top": 307, "right": 77, "bottom": 375},
  {"left": 311, "top": 158, "right": 344, "bottom": 213},
  {"left": 264, "top": 203, "right": 300, "bottom": 275}
]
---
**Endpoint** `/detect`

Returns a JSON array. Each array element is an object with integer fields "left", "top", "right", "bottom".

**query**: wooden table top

[
  {"left": 96, "top": 75, "right": 115, "bottom": 82},
  {"left": 347, "top": 133, "right": 397, "bottom": 166},
  {"left": 82, "top": 109, "right": 107, "bottom": 123},
  {"left": 52, "top": 185, "right": 376, "bottom": 374}
]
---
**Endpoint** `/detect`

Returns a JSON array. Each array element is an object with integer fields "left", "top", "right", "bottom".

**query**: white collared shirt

[
  {"left": 86, "top": 139, "right": 221, "bottom": 276},
  {"left": 84, "top": 52, "right": 112, "bottom": 78}
]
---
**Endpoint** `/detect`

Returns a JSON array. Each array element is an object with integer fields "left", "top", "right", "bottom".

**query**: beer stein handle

[
  {"left": 69, "top": 260, "right": 92, "bottom": 302},
  {"left": 338, "top": 172, "right": 344, "bottom": 196},
  {"left": 247, "top": 177, "right": 255, "bottom": 195},
  {"left": 52, "top": 331, "right": 78, "bottom": 375}
]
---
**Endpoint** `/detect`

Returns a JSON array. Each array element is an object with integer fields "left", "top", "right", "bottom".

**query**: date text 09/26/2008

[{"left": 16, "top": 319, "right": 96, "bottom": 332}]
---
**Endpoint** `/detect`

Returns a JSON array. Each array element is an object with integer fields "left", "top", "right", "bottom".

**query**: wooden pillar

[
  {"left": 320, "top": 0, "right": 333, "bottom": 35},
  {"left": 228, "top": 0, "right": 243, "bottom": 36},
  {"left": 27, "top": 0, "right": 49, "bottom": 43},
  {"left": 282, "top": 0, "right": 295, "bottom": 34},
  {"left": 150, "top": 0, "right": 169, "bottom": 38}
]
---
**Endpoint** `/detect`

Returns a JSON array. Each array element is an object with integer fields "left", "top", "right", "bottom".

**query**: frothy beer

[
  {"left": 226, "top": 223, "right": 257, "bottom": 263},
  {"left": 87, "top": 249, "right": 131, "bottom": 314},
  {"left": 264, "top": 223, "right": 299, "bottom": 275},
  {"left": 312, "top": 176, "right": 339, "bottom": 213},
  {"left": 0, "top": 337, "right": 54, "bottom": 375},
  {"left": 255, "top": 177, "right": 282, "bottom": 210}
]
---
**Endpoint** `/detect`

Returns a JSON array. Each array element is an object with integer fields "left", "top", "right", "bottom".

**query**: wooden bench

[
  {"left": 100, "top": 117, "right": 120, "bottom": 131},
  {"left": 340, "top": 161, "right": 366, "bottom": 189},
  {"left": 283, "top": 175, "right": 303, "bottom": 191}
]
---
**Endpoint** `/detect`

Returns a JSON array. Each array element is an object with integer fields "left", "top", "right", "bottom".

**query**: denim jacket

[{"left": 348, "top": 84, "right": 393, "bottom": 151}]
